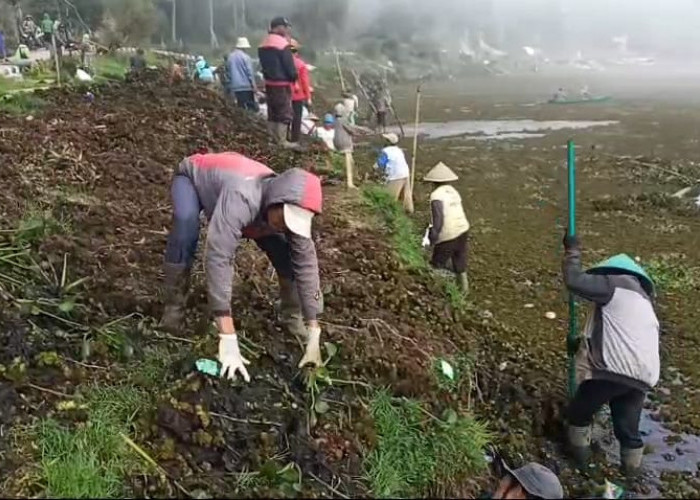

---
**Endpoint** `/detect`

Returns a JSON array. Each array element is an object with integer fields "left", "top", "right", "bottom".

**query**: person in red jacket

[
  {"left": 290, "top": 39, "right": 312, "bottom": 143},
  {"left": 258, "top": 17, "right": 298, "bottom": 147}
]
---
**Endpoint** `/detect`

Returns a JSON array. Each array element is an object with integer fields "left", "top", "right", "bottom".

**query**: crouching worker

[
  {"left": 485, "top": 462, "right": 563, "bottom": 499},
  {"left": 563, "top": 234, "right": 659, "bottom": 475},
  {"left": 374, "top": 133, "right": 413, "bottom": 213},
  {"left": 160, "top": 152, "right": 325, "bottom": 382},
  {"left": 423, "top": 162, "right": 470, "bottom": 294}
]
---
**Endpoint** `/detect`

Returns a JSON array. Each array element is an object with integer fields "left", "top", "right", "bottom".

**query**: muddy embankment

[
  {"left": 386, "top": 73, "right": 700, "bottom": 498},
  {"left": 0, "top": 71, "right": 523, "bottom": 498}
]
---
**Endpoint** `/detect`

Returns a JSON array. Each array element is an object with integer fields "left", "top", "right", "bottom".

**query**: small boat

[{"left": 548, "top": 95, "right": 611, "bottom": 104}]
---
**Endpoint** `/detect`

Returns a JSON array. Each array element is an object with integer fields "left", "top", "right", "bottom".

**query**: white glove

[
  {"left": 298, "top": 325, "right": 322, "bottom": 368},
  {"left": 421, "top": 226, "right": 432, "bottom": 248},
  {"left": 218, "top": 334, "right": 250, "bottom": 382}
]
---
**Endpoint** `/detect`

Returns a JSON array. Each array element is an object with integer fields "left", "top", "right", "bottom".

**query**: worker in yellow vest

[{"left": 422, "top": 162, "right": 470, "bottom": 294}]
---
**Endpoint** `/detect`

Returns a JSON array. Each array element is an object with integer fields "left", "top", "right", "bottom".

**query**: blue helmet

[{"left": 323, "top": 113, "right": 334, "bottom": 125}]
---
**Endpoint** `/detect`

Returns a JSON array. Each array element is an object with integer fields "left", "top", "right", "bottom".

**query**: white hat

[
  {"left": 382, "top": 133, "right": 399, "bottom": 145},
  {"left": 236, "top": 37, "right": 251, "bottom": 49},
  {"left": 284, "top": 204, "right": 314, "bottom": 238},
  {"left": 333, "top": 102, "right": 346, "bottom": 117},
  {"left": 423, "top": 162, "right": 459, "bottom": 182}
]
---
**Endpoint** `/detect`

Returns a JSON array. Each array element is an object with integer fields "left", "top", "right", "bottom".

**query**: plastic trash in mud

[
  {"left": 195, "top": 358, "right": 220, "bottom": 377},
  {"left": 439, "top": 359, "right": 455, "bottom": 380},
  {"left": 601, "top": 480, "right": 624, "bottom": 499}
]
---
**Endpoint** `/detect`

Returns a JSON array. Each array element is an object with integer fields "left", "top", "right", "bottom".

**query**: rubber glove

[
  {"left": 218, "top": 334, "right": 250, "bottom": 382},
  {"left": 421, "top": 225, "right": 432, "bottom": 248},
  {"left": 298, "top": 325, "right": 322, "bottom": 368}
]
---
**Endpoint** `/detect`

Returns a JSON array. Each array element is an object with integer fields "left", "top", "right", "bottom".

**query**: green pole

[{"left": 566, "top": 140, "right": 577, "bottom": 398}]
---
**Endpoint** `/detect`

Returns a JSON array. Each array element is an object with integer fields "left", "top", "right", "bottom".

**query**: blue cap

[{"left": 323, "top": 113, "right": 334, "bottom": 124}]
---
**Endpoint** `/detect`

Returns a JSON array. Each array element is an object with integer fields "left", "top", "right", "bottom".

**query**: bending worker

[
  {"left": 374, "top": 132, "right": 412, "bottom": 213},
  {"left": 160, "top": 152, "right": 324, "bottom": 382},
  {"left": 423, "top": 162, "right": 470, "bottom": 294},
  {"left": 563, "top": 235, "right": 659, "bottom": 475}
]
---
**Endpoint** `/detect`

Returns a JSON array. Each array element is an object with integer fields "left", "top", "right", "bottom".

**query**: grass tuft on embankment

[
  {"left": 362, "top": 185, "right": 426, "bottom": 270},
  {"left": 361, "top": 185, "right": 468, "bottom": 310},
  {"left": 365, "top": 390, "right": 491, "bottom": 498},
  {"left": 36, "top": 385, "right": 149, "bottom": 498}
]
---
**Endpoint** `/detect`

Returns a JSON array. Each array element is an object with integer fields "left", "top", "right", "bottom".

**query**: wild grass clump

[
  {"left": 37, "top": 385, "right": 149, "bottom": 498},
  {"left": 645, "top": 254, "right": 699, "bottom": 293},
  {"left": 365, "top": 389, "right": 491, "bottom": 498},
  {"left": 362, "top": 185, "right": 426, "bottom": 270}
]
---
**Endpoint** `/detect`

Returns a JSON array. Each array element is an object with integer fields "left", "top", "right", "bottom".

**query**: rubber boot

[
  {"left": 159, "top": 263, "right": 190, "bottom": 332},
  {"left": 567, "top": 425, "right": 592, "bottom": 466},
  {"left": 620, "top": 447, "right": 644, "bottom": 477},
  {"left": 275, "top": 277, "right": 306, "bottom": 346},
  {"left": 275, "top": 122, "right": 302, "bottom": 151},
  {"left": 457, "top": 272, "right": 469, "bottom": 295}
]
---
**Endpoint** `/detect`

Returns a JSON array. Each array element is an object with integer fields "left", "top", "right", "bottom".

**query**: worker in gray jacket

[
  {"left": 563, "top": 234, "right": 659, "bottom": 476},
  {"left": 160, "top": 152, "right": 324, "bottom": 382}
]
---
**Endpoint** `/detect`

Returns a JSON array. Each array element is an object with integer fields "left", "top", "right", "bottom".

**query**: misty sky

[{"left": 343, "top": 0, "right": 700, "bottom": 57}]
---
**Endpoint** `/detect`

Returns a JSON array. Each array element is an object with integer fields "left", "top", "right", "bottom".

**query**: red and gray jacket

[
  {"left": 176, "top": 152, "right": 323, "bottom": 320},
  {"left": 292, "top": 53, "right": 311, "bottom": 102},
  {"left": 258, "top": 33, "right": 297, "bottom": 87}
]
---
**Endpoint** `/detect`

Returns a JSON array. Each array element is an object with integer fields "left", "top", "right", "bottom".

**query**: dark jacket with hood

[
  {"left": 176, "top": 153, "right": 322, "bottom": 320},
  {"left": 258, "top": 33, "right": 297, "bottom": 86},
  {"left": 563, "top": 246, "right": 660, "bottom": 392}
]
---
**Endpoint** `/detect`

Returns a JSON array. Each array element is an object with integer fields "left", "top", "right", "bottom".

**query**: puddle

[
  {"left": 388, "top": 119, "right": 618, "bottom": 140},
  {"left": 593, "top": 407, "right": 700, "bottom": 496}
]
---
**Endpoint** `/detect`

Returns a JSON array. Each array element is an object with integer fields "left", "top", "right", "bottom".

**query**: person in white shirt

[
  {"left": 315, "top": 114, "right": 336, "bottom": 151},
  {"left": 374, "top": 133, "right": 412, "bottom": 213},
  {"left": 342, "top": 91, "right": 359, "bottom": 125}
]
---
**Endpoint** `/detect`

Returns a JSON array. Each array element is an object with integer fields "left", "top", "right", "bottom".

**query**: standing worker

[
  {"left": 258, "top": 17, "right": 297, "bottom": 147},
  {"left": 227, "top": 37, "right": 258, "bottom": 111},
  {"left": 290, "top": 39, "right": 312, "bottom": 144},
  {"left": 422, "top": 162, "right": 470, "bottom": 294},
  {"left": 160, "top": 152, "right": 325, "bottom": 381},
  {"left": 333, "top": 103, "right": 372, "bottom": 189},
  {"left": 41, "top": 13, "right": 53, "bottom": 49},
  {"left": 374, "top": 133, "right": 412, "bottom": 212},
  {"left": 562, "top": 236, "right": 659, "bottom": 476},
  {"left": 342, "top": 91, "right": 359, "bottom": 125}
]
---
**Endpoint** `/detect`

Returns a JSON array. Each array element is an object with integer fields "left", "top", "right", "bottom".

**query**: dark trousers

[
  {"left": 431, "top": 231, "right": 469, "bottom": 274},
  {"left": 234, "top": 90, "right": 257, "bottom": 112},
  {"left": 265, "top": 85, "right": 293, "bottom": 124},
  {"left": 567, "top": 379, "right": 645, "bottom": 449},
  {"left": 164, "top": 175, "right": 295, "bottom": 280},
  {"left": 290, "top": 100, "right": 305, "bottom": 142}
]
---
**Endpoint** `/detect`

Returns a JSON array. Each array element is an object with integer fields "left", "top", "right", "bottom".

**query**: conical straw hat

[{"left": 423, "top": 162, "right": 458, "bottom": 182}]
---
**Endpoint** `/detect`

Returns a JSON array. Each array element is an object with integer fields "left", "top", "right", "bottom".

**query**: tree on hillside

[{"left": 98, "top": 0, "right": 157, "bottom": 45}]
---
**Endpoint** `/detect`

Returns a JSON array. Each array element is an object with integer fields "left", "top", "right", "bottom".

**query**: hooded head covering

[
  {"left": 262, "top": 168, "right": 322, "bottom": 239},
  {"left": 235, "top": 37, "right": 251, "bottom": 49},
  {"left": 423, "top": 162, "right": 458, "bottom": 183},
  {"left": 503, "top": 462, "right": 564, "bottom": 499},
  {"left": 587, "top": 253, "right": 655, "bottom": 296},
  {"left": 382, "top": 133, "right": 399, "bottom": 145}
]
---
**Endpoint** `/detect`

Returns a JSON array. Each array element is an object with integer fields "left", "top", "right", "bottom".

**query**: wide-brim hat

[
  {"left": 503, "top": 462, "right": 564, "bottom": 499},
  {"left": 587, "top": 253, "right": 655, "bottom": 296},
  {"left": 423, "top": 162, "right": 458, "bottom": 182},
  {"left": 235, "top": 37, "right": 251, "bottom": 49},
  {"left": 382, "top": 133, "right": 399, "bottom": 145}
]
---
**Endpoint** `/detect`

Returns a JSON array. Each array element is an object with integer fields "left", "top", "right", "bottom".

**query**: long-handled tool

[
  {"left": 566, "top": 139, "right": 577, "bottom": 398},
  {"left": 409, "top": 84, "right": 423, "bottom": 206}
]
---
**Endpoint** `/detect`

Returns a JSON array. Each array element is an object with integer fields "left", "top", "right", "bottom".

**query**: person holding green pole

[{"left": 562, "top": 234, "right": 659, "bottom": 476}]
